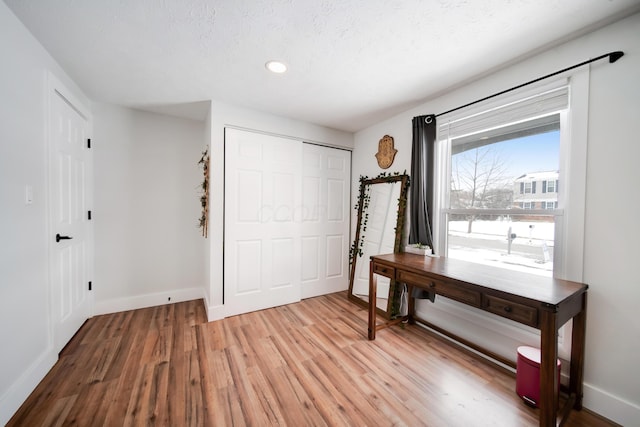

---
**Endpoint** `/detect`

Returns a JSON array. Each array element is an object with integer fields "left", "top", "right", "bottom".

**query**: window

[
  {"left": 436, "top": 83, "right": 570, "bottom": 278},
  {"left": 544, "top": 179, "right": 557, "bottom": 193},
  {"left": 429, "top": 75, "right": 589, "bottom": 360}
]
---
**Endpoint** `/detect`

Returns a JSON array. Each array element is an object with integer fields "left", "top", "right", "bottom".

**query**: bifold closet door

[
  {"left": 224, "top": 128, "right": 302, "bottom": 317},
  {"left": 301, "top": 144, "right": 351, "bottom": 299}
]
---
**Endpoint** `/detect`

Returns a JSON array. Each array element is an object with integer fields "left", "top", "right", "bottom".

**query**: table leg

[
  {"left": 407, "top": 284, "right": 416, "bottom": 324},
  {"left": 368, "top": 260, "right": 377, "bottom": 340},
  {"left": 570, "top": 293, "right": 587, "bottom": 410},
  {"left": 540, "top": 310, "right": 559, "bottom": 427}
]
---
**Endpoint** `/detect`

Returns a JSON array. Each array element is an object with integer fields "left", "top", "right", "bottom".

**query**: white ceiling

[{"left": 5, "top": 0, "right": 640, "bottom": 132}]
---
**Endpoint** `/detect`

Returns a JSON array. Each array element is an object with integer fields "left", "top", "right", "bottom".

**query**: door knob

[{"left": 56, "top": 233, "right": 73, "bottom": 243}]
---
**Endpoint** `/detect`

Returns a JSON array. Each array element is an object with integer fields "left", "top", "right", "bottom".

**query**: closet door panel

[
  {"left": 224, "top": 128, "right": 302, "bottom": 316},
  {"left": 301, "top": 144, "right": 351, "bottom": 299}
]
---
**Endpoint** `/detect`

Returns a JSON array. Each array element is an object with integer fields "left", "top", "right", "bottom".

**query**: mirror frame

[{"left": 348, "top": 173, "right": 410, "bottom": 319}]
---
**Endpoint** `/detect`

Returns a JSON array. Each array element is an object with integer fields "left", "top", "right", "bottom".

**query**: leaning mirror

[{"left": 348, "top": 173, "right": 409, "bottom": 318}]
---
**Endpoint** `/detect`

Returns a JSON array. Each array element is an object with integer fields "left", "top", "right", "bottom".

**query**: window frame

[
  {"left": 433, "top": 77, "right": 587, "bottom": 282},
  {"left": 427, "top": 72, "right": 589, "bottom": 361}
]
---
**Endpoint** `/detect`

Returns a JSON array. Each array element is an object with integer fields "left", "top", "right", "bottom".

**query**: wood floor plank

[
  {"left": 245, "top": 365, "right": 288, "bottom": 425},
  {"left": 218, "top": 385, "right": 246, "bottom": 427},
  {"left": 102, "top": 328, "right": 153, "bottom": 425},
  {"left": 302, "top": 353, "right": 382, "bottom": 426},
  {"left": 167, "top": 357, "right": 186, "bottom": 426},
  {"left": 122, "top": 361, "right": 154, "bottom": 425},
  {"left": 184, "top": 350, "right": 207, "bottom": 426},
  {"left": 197, "top": 319, "right": 227, "bottom": 351},
  {"left": 261, "top": 363, "right": 328, "bottom": 426},
  {"left": 7, "top": 293, "right": 617, "bottom": 427},
  {"left": 39, "top": 394, "right": 77, "bottom": 427},
  {"left": 86, "top": 335, "right": 121, "bottom": 383},
  {"left": 357, "top": 372, "right": 433, "bottom": 427},
  {"left": 63, "top": 380, "right": 117, "bottom": 426}
]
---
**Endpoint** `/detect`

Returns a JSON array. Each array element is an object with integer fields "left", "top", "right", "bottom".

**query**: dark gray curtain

[
  {"left": 409, "top": 114, "right": 436, "bottom": 249},
  {"left": 409, "top": 114, "right": 437, "bottom": 301}
]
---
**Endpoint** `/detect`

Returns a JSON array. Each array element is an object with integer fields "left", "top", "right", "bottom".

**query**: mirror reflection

[{"left": 348, "top": 173, "right": 409, "bottom": 318}]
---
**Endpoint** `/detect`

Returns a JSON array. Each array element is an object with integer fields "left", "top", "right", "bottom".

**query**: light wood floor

[{"left": 8, "top": 292, "right": 615, "bottom": 426}]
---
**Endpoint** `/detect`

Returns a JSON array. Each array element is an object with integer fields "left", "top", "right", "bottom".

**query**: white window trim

[{"left": 426, "top": 71, "right": 588, "bottom": 362}]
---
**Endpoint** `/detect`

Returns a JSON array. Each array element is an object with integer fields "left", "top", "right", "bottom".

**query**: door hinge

[
  {"left": 87, "top": 138, "right": 91, "bottom": 149},
  {"left": 88, "top": 210, "right": 92, "bottom": 220},
  {"left": 88, "top": 281, "right": 92, "bottom": 291}
]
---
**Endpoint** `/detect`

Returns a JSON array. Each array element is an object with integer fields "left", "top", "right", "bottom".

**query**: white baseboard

[
  {"left": 583, "top": 382, "right": 640, "bottom": 426},
  {"left": 206, "top": 303, "right": 226, "bottom": 322},
  {"left": 200, "top": 289, "right": 225, "bottom": 322},
  {"left": 93, "top": 287, "right": 205, "bottom": 316},
  {"left": 0, "top": 347, "right": 57, "bottom": 426}
]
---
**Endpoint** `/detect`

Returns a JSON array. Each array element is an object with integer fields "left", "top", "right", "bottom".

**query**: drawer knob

[
  {"left": 504, "top": 306, "right": 512, "bottom": 313},
  {"left": 429, "top": 282, "right": 435, "bottom": 288}
]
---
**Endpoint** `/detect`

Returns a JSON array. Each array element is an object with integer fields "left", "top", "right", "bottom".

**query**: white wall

[
  {"left": 352, "top": 13, "right": 640, "bottom": 425},
  {"left": 0, "top": 3, "right": 90, "bottom": 424},
  {"left": 93, "top": 104, "right": 207, "bottom": 314},
  {"left": 581, "top": 14, "right": 640, "bottom": 421},
  {"left": 206, "top": 101, "right": 353, "bottom": 320}
]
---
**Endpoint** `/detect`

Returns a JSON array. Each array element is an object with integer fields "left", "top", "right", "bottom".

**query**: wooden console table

[{"left": 368, "top": 253, "right": 588, "bottom": 427}]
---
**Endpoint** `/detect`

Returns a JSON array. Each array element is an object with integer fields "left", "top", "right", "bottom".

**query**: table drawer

[
  {"left": 372, "top": 263, "right": 395, "bottom": 278},
  {"left": 483, "top": 294, "right": 538, "bottom": 327},
  {"left": 397, "top": 270, "right": 481, "bottom": 307}
]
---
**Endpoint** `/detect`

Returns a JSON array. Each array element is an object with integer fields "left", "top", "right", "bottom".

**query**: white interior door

[
  {"left": 224, "top": 128, "right": 302, "bottom": 316},
  {"left": 301, "top": 144, "right": 351, "bottom": 299},
  {"left": 49, "top": 86, "right": 92, "bottom": 353}
]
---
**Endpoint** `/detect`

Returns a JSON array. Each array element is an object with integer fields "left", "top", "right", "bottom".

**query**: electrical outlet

[{"left": 25, "top": 185, "right": 33, "bottom": 205}]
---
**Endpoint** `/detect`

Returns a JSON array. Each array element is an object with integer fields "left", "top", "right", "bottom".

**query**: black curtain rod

[{"left": 434, "top": 51, "right": 624, "bottom": 118}]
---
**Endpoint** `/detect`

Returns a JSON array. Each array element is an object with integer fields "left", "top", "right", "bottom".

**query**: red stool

[{"left": 516, "top": 346, "right": 561, "bottom": 407}]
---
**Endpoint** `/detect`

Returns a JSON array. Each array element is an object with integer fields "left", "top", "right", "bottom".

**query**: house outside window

[{"left": 513, "top": 171, "right": 559, "bottom": 214}]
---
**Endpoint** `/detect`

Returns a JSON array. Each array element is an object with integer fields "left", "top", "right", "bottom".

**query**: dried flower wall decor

[{"left": 197, "top": 147, "right": 210, "bottom": 237}]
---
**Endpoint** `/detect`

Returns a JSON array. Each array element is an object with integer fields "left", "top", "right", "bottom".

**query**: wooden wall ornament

[{"left": 375, "top": 135, "right": 397, "bottom": 169}]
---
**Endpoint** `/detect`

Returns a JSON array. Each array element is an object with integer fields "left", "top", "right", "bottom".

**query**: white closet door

[
  {"left": 224, "top": 128, "right": 302, "bottom": 316},
  {"left": 301, "top": 144, "right": 351, "bottom": 299}
]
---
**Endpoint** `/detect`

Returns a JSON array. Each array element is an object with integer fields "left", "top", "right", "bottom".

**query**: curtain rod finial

[{"left": 609, "top": 51, "right": 624, "bottom": 63}]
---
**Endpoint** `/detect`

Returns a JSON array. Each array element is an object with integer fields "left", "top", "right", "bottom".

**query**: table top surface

[{"left": 371, "top": 253, "right": 588, "bottom": 307}]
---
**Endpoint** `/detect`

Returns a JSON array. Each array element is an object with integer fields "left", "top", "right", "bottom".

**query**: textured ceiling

[{"left": 5, "top": 0, "right": 640, "bottom": 132}]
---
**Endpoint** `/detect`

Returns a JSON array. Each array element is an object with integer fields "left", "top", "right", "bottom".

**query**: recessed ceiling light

[{"left": 265, "top": 60, "right": 287, "bottom": 74}]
